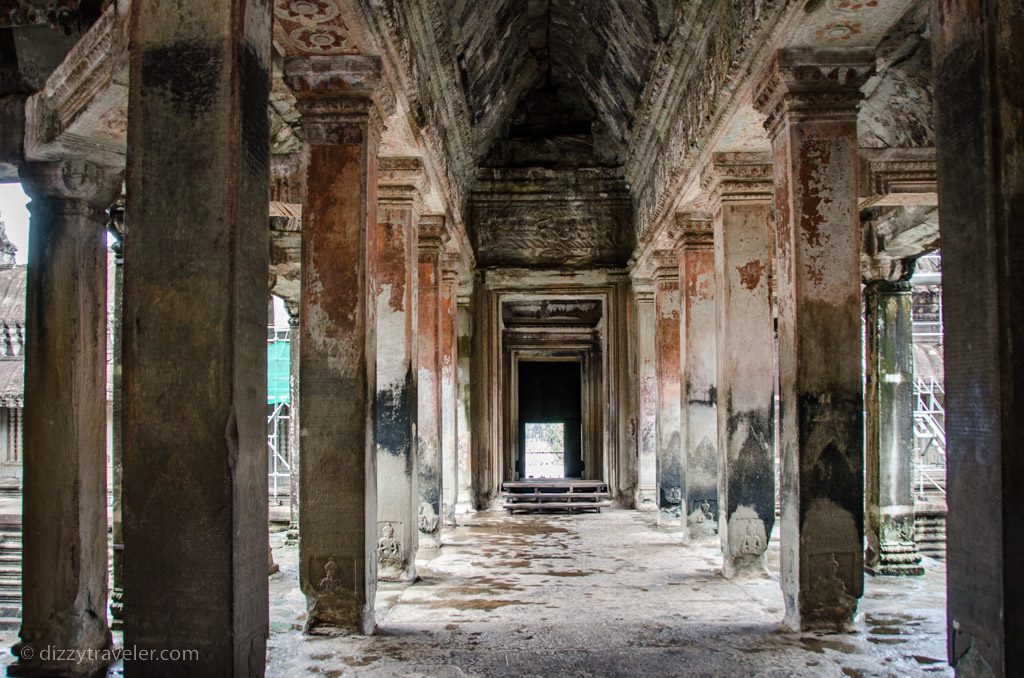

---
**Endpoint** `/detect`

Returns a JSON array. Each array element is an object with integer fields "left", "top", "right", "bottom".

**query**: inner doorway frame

[{"left": 505, "top": 348, "right": 600, "bottom": 482}]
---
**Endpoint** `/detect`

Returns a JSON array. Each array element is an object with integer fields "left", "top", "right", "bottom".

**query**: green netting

[{"left": 267, "top": 340, "right": 290, "bottom": 404}]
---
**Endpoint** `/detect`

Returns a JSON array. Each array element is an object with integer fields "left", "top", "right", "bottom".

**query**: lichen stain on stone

[
  {"left": 736, "top": 258, "right": 766, "bottom": 291},
  {"left": 141, "top": 43, "right": 223, "bottom": 113}
]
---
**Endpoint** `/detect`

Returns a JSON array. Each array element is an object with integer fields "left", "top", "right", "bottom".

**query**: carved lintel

[
  {"left": 703, "top": 151, "right": 774, "bottom": 207},
  {"left": 23, "top": 0, "right": 129, "bottom": 166},
  {"left": 283, "top": 55, "right": 395, "bottom": 145},
  {"left": 753, "top": 48, "right": 876, "bottom": 139},
  {"left": 859, "top": 148, "right": 938, "bottom": 209}
]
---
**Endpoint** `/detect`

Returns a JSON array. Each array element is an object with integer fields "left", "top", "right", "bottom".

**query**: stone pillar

[
  {"left": 676, "top": 216, "right": 718, "bottom": 541},
  {"left": 287, "top": 306, "right": 300, "bottom": 536},
  {"left": 108, "top": 201, "right": 125, "bottom": 629},
  {"left": 633, "top": 284, "right": 657, "bottom": 510},
  {"left": 121, "top": 1, "right": 273, "bottom": 672},
  {"left": 707, "top": 153, "right": 776, "bottom": 578},
  {"left": 653, "top": 256, "right": 683, "bottom": 526},
  {"left": 933, "top": 3, "right": 1024, "bottom": 673},
  {"left": 417, "top": 215, "right": 445, "bottom": 545},
  {"left": 374, "top": 157, "right": 421, "bottom": 581},
  {"left": 864, "top": 269, "right": 923, "bottom": 576},
  {"left": 285, "top": 55, "right": 390, "bottom": 634},
  {"left": 754, "top": 49, "right": 873, "bottom": 630},
  {"left": 440, "top": 262, "right": 459, "bottom": 527},
  {"left": 12, "top": 159, "right": 121, "bottom": 677},
  {"left": 455, "top": 297, "right": 474, "bottom": 517}
]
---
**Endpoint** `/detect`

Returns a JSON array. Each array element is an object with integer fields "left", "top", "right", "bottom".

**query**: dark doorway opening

[{"left": 517, "top": 361, "right": 583, "bottom": 478}]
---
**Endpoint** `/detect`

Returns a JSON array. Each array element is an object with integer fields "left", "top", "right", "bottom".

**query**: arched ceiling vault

[{"left": 447, "top": 0, "right": 674, "bottom": 162}]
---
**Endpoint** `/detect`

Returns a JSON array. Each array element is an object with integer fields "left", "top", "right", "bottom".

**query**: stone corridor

[{"left": 265, "top": 511, "right": 948, "bottom": 677}]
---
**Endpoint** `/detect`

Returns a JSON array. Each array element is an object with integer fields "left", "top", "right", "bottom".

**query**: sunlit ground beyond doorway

[{"left": 524, "top": 422, "right": 565, "bottom": 478}]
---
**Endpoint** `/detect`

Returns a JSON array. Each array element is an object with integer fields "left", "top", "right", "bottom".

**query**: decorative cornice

[
  {"left": 283, "top": 55, "right": 394, "bottom": 145},
  {"left": 753, "top": 47, "right": 875, "bottom": 139}
]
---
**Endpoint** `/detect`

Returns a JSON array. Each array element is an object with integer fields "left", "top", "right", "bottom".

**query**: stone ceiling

[{"left": 447, "top": 0, "right": 672, "bottom": 162}]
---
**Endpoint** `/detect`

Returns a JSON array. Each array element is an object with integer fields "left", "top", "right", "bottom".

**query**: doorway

[{"left": 517, "top": 361, "right": 583, "bottom": 479}]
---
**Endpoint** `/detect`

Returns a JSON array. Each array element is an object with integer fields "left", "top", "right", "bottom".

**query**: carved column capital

[
  {"left": 418, "top": 213, "right": 448, "bottom": 260},
  {"left": 652, "top": 249, "right": 679, "bottom": 283},
  {"left": 378, "top": 156, "right": 425, "bottom": 208},
  {"left": 19, "top": 159, "right": 123, "bottom": 219},
  {"left": 675, "top": 213, "right": 714, "bottom": 251},
  {"left": 284, "top": 55, "right": 395, "bottom": 146},
  {"left": 753, "top": 48, "right": 875, "bottom": 139},
  {"left": 702, "top": 152, "right": 774, "bottom": 208}
]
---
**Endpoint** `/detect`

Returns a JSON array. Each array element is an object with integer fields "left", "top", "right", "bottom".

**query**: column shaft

[
  {"left": 754, "top": 49, "right": 874, "bottom": 630},
  {"left": 864, "top": 277, "right": 922, "bottom": 576},
  {"left": 933, "top": 2, "right": 1024, "bottom": 672},
  {"left": 633, "top": 287, "right": 657, "bottom": 509},
  {"left": 121, "top": 2, "right": 273, "bottom": 672},
  {"left": 455, "top": 299, "right": 474, "bottom": 516},
  {"left": 440, "top": 266, "right": 459, "bottom": 527},
  {"left": 14, "top": 160, "right": 120, "bottom": 676},
  {"left": 677, "top": 218, "right": 718, "bottom": 541},
  {"left": 416, "top": 216, "right": 445, "bottom": 544},
  {"left": 109, "top": 208, "right": 124, "bottom": 629},
  {"left": 653, "top": 262, "right": 683, "bottom": 525},
  {"left": 709, "top": 155, "right": 776, "bottom": 578},
  {"left": 374, "top": 159, "right": 420, "bottom": 581},
  {"left": 287, "top": 309, "right": 300, "bottom": 533},
  {"left": 286, "top": 55, "right": 389, "bottom": 634}
]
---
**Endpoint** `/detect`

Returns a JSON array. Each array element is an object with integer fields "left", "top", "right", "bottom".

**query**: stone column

[
  {"left": 653, "top": 256, "right": 683, "bottom": 526},
  {"left": 754, "top": 49, "right": 874, "bottom": 630},
  {"left": 440, "top": 262, "right": 460, "bottom": 527},
  {"left": 108, "top": 201, "right": 125, "bottom": 629},
  {"left": 864, "top": 268, "right": 923, "bottom": 576},
  {"left": 633, "top": 283, "right": 657, "bottom": 510},
  {"left": 676, "top": 216, "right": 718, "bottom": 541},
  {"left": 707, "top": 153, "right": 776, "bottom": 578},
  {"left": 417, "top": 215, "right": 446, "bottom": 546},
  {"left": 12, "top": 159, "right": 121, "bottom": 677},
  {"left": 933, "top": 3, "right": 1024, "bottom": 673},
  {"left": 287, "top": 306, "right": 300, "bottom": 537},
  {"left": 374, "top": 157, "right": 421, "bottom": 581},
  {"left": 285, "top": 55, "right": 390, "bottom": 634},
  {"left": 455, "top": 296, "right": 474, "bottom": 517},
  {"left": 121, "top": 1, "right": 273, "bottom": 672}
]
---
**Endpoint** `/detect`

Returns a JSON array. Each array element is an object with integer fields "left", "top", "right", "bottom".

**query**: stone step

[
  {"left": 914, "top": 511, "right": 946, "bottom": 560},
  {"left": 504, "top": 500, "right": 611, "bottom": 514}
]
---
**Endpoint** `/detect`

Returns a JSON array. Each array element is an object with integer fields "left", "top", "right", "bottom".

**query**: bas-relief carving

[
  {"left": 687, "top": 498, "right": 718, "bottom": 537},
  {"left": 418, "top": 502, "right": 439, "bottom": 534},
  {"left": 727, "top": 505, "right": 768, "bottom": 558},
  {"left": 376, "top": 521, "right": 404, "bottom": 571},
  {"left": 273, "top": 0, "right": 360, "bottom": 56}
]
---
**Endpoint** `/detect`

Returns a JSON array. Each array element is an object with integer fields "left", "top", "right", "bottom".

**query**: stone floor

[{"left": 266, "top": 509, "right": 950, "bottom": 677}]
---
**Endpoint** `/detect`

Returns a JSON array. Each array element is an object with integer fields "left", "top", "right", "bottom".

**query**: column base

[
  {"left": 866, "top": 543, "right": 924, "bottom": 576},
  {"left": 305, "top": 600, "right": 375, "bottom": 637},
  {"left": 721, "top": 555, "right": 770, "bottom": 580},
  {"left": 657, "top": 507, "right": 682, "bottom": 527}
]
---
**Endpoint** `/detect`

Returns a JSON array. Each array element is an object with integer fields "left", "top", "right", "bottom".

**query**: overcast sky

[{"left": 0, "top": 183, "right": 29, "bottom": 265}]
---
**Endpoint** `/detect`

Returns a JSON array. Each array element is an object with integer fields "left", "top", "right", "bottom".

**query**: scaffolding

[{"left": 267, "top": 329, "right": 292, "bottom": 499}]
